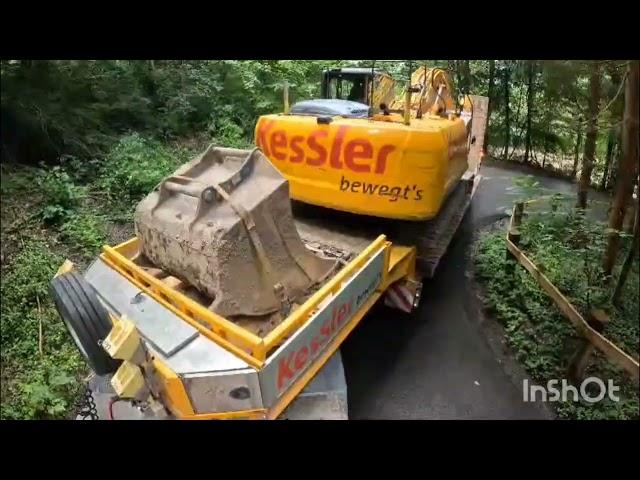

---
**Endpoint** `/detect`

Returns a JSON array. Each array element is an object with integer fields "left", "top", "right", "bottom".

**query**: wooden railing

[{"left": 505, "top": 200, "right": 639, "bottom": 385}]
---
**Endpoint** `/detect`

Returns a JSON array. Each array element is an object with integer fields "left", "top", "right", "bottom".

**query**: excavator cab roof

[
  {"left": 290, "top": 99, "right": 371, "bottom": 118},
  {"left": 323, "top": 67, "right": 386, "bottom": 76}
]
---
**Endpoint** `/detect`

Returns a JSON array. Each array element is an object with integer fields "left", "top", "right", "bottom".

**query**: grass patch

[{"left": 36, "top": 166, "right": 86, "bottom": 225}]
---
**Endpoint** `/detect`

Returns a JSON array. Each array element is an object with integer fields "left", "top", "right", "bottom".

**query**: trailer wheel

[{"left": 50, "top": 272, "right": 121, "bottom": 376}]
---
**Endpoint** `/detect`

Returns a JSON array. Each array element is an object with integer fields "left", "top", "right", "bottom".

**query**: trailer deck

[{"left": 84, "top": 232, "right": 418, "bottom": 419}]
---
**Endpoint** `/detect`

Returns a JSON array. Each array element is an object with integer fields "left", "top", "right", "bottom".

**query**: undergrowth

[
  {"left": 474, "top": 201, "right": 639, "bottom": 420},
  {"left": 0, "top": 241, "right": 84, "bottom": 419},
  {"left": 60, "top": 211, "right": 108, "bottom": 255},
  {"left": 98, "top": 134, "right": 183, "bottom": 205},
  {"left": 0, "top": 134, "right": 200, "bottom": 419}
]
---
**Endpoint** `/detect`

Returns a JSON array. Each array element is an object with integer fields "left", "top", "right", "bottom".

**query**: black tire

[{"left": 50, "top": 272, "right": 121, "bottom": 376}]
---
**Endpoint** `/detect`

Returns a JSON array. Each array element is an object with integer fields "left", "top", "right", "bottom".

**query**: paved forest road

[{"left": 340, "top": 162, "right": 610, "bottom": 420}]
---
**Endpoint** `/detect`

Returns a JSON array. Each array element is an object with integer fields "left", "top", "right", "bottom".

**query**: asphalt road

[{"left": 341, "top": 162, "right": 609, "bottom": 420}]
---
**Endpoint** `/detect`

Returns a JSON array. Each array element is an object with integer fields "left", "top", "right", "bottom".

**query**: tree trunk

[
  {"left": 609, "top": 141, "right": 624, "bottom": 194},
  {"left": 601, "top": 65, "right": 624, "bottom": 191},
  {"left": 484, "top": 60, "right": 496, "bottom": 152},
  {"left": 541, "top": 96, "right": 551, "bottom": 169},
  {"left": 502, "top": 63, "right": 511, "bottom": 161},
  {"left": 600, "top": 130, "right": 615, "bottom": 190},
  {"left": 542, "top": 128, "right": 548, "bottom": 168},
  {"left": 577, "top": 62, "right": 602, "bottom": 209},
  {"left": 524, "top": 60, "right": 535, "bottom": 164},
  {"left": 612, "top": 205, "right": 639, "bottom": 304},
  {"left": 603, "top": 60, "right": 640, "bottom": 277},
  {"left": 572, "top": 128, "right": 582, "bottom": 179},
  {"left": 449, "top": 60, "right": 459, "bottom": 92},
  {"left": 460, "top": 60, "right": 472, "bottom": 92}
]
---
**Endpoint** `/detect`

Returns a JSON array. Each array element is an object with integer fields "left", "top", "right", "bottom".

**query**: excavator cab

[{"left": 321, "top": 68, "right": 395, "bottom": 109}]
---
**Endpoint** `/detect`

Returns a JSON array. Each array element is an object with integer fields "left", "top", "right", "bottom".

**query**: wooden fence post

[
  {"left": 567, "top": 309, "right": 610, "bottom": 382},
  {"left": 505, "top": 202, "right": 524, "bottom": 275}
]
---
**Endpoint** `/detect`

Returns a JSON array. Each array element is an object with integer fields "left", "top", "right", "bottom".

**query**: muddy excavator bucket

[{"left": 134, "top": 146, "right": 337, "bottom": 318}]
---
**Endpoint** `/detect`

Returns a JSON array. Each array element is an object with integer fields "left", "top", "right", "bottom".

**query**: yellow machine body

[
  {"left": 255, "top": 113, "right": 469, "bottom": 221},
  {"left": 255, "top": 67, "right": 473, "bottom": 221}
]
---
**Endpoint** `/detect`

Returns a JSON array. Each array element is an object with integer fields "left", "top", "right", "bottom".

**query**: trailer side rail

[{"left": 100, "top": 234, "right": 412, "bottom": 368}]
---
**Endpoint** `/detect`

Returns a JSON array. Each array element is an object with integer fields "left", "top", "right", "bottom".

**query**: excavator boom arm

[{"left": 388, "top": 67, "right": 458, "bottom": 116}]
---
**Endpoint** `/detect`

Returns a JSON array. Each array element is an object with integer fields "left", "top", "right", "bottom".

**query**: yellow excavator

[
  {"left": 256, "top": 63, "right": 488, "bottom": 276},
  {"left": 50, "top": 63, "right": 489, "bottom": 420}
]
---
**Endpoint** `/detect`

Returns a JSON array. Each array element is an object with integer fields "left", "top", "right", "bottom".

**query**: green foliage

[
  {"left": 59, "top": 155, "right": 102, "bottom": 184},
  {"left": 1, "top": 241, "right": 63, "bottom": 330},
  {"left": 1, "top": 60, "right": 348, "bottom": 166},
  {"left": 1, "top": 132, "right": 197, "bottom": 418},
  {"left": 2, "top": 59, "right": 627, "bottom": 188},
  {"left": 208, "top": 117, "right": 250, "bottom": 149},
  {"left": 36, "top": 166, "right": 84, "bottom": 224},
  {"left": 1, "top": 164, "right": 36, "bottom": 197},
  {"left": 479, "top": 59, "right": 627, "bottom": 183},
  {"left": 4, "top": 360, "right": 82, "bottom": 419},
  {"left": 474, "top": 207, "right": 639, "bottom": 420},
  {"left": 0, "top": 240, "right": 84, "bottom": 419},
  {"left": 60, "top": 211, "right": 107, "bottom": 255},
  {"left": 98, "top": 134, "right": 183, "bottom": 205}
]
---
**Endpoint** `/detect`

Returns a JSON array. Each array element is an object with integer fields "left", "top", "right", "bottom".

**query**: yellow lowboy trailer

[{"left": 54, "top": 229, "right": 421, "bottom": 420}]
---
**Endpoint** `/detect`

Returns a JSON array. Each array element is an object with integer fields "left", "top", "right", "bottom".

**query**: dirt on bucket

[{"left": 134, "top": 145, "right": 339, "bottom": 323}]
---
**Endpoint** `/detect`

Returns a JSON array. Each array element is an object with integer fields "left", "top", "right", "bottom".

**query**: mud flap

[{"left": 384, "top": 278, "right": 423, "bottom": 313}]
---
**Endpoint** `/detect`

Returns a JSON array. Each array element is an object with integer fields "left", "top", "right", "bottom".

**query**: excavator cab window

[
  {"left": 322, "top": 70, "right": 373, "bottom": 105},
  {"left": 347, "top": 79, "right": 366, "bottom": 103}
]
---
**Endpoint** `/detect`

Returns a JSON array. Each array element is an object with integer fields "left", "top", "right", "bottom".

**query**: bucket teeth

[{"left": 134, "top": 146, "right": 337, "bottom": 318}]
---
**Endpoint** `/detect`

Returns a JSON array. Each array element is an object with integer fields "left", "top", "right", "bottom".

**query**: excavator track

[
  {"left": 291, "top": 172, "right": 480, "bottom": 280},
  {"left": 395, "top": 173, "right": 479, "bottom": 278}
]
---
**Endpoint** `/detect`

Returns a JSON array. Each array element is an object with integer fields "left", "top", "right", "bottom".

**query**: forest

[{"left": 1, "top": 60, "right": 638, "bottom": 419}]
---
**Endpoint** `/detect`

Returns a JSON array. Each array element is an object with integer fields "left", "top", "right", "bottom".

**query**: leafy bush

[
  {"left": 208, "top": 116, "right": 251, "bottom": 149},
  {"left": 0, "top": 240, "right": 84, "bottom": 419},
  {"left": 98, "top": 134, "right": 183, "bottom": 204},
  {"left": 59, "top": 154, "right": 102, "bottom": 184},
  {"left": 60, "top": 211, "right": 107, "bottom": 255},
  {"left": 36, "top": 166, "right": 84, "bottom": 224},
  {"left": 3, "top": 357, "right": 82, "bottom": 419},
  {"left": 1, "top": 60, "right": 346, "bottom": 166}
]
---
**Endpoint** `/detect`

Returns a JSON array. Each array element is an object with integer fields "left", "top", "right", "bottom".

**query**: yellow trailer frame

[{"left": 87, "top": 234, "right": 417, "bottom": 420}]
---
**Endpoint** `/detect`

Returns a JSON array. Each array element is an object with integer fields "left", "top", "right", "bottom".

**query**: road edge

[{"left": 463, "top": 220, "right": 556, "bottom": 420}]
